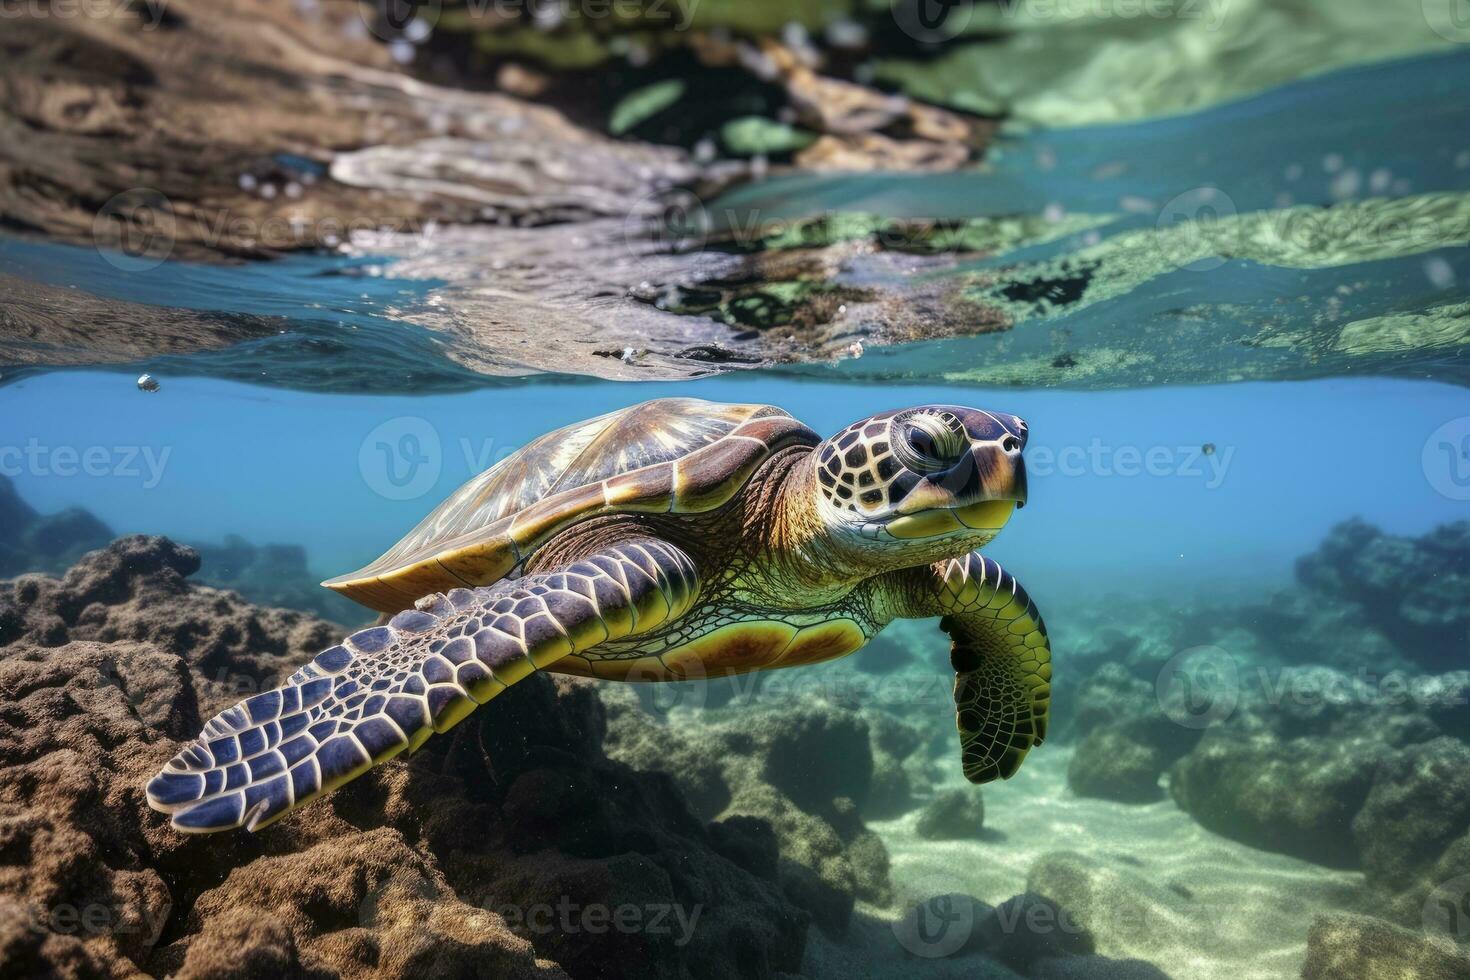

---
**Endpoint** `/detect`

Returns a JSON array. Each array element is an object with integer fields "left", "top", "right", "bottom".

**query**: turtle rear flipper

[{"left": 147, "top": 540, "right": 698, "bottom": 833}]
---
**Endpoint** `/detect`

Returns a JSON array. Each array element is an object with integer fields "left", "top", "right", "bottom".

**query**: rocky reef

[
  {"left": 0, "top": 537, "right": 810, "bottom": 977},
  {"left": 4, "top": 515, "right": 1466, "bottom": 977},
  {"left": 1296, "top": 518, "right": 1470, "bottom": 670},
  {"left": 603, "top": 689, "right": 904, "bottom": 935},
  {"left": 1054, "top": 519, "right": 1470, "bottom": 950},
  {"left": 2, "top": 536, "right": 1157, "bottom": 979},
  {"left": 0, "top": 474, "right": 112, "bottom": 581},
  {"left": 0, "top": 475, "right": 364, "bottom": 626}
]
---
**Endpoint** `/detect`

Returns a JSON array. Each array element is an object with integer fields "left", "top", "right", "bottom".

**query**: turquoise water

[
  {"left": 2, "top": 371, "right": 1465, "bottom": 604},
  {"left": 5, "top": 38, "right": 1470, "bottom": 980}
]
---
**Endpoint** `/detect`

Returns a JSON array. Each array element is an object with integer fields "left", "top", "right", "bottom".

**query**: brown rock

[{"left": 0, "top": 537, "right": 809, "bottom": 979}]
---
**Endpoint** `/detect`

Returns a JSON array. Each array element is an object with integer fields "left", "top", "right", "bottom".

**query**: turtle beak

[
  {"left": 884, "top": 436, "right": 1027, "bottom": 537},
  {"left": 952, "top": 415, "right": 1027, "bottom": 527}
]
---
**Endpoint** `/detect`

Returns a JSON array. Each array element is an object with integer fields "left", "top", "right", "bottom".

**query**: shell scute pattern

[{"left": 325, "top": 399, "right": 816, "bottom": 613}]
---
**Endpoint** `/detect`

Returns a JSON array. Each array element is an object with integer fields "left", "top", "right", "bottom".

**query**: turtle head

[{"left": 808, "top": 405, "right": 1029, "bottom": 569}]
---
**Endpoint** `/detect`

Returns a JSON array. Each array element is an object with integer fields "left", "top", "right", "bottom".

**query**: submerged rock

[
  {"left": 914, "top": 788, "right": 986, "bottom": 842},
  {"left": 603, "top": 690, "right": 893, "bottom": 934},
  {"left": 1068, "top": 718, "right": 1196, "bottom": 805},
  {"left": 973, "top": 892, "right": 1095, "bottom": 973},
  {"left": 0, "top": 475, "right": 362, "bottom": 626},
  {"left": 1297, "top": 519, "right": 1470, "bottom": 671},
  {"left": 0, "top": 475, "right": 113, "bottom": 580},
  {"left": 1168, "top": 733, "right": 1386, "bottom": 869},
  {"left": 1301, "top": 913, "right": 1470, "bottom": 980},
  {"left": 1351, "top": 737, "right": 1470, "bottom": 895},
  {"left": 0, "top": 537, "right": 810, "bottom": 978}
]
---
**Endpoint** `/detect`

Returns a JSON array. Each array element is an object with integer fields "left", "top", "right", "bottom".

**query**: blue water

[
  {"left": 4, "top": 370, "right": 1463, "bottom": 605},
  {"left": 4, "top": 33, "right": 1470, "bottom": 980}
]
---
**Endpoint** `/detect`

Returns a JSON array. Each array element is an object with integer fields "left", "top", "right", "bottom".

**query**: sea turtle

[{"left": 147, "top": 398, "right": 1050, "bottom": 833}]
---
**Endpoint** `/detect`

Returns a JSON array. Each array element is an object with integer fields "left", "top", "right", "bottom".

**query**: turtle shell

[{"left": 325, "top": 398, "right": 818, "bottom": 612}]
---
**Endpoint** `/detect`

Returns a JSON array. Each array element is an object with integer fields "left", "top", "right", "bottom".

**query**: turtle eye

[
  {"left": 893, "top": 411, "right": 967, "bottom": 474},
  {"left": 907, "top": 426, "right": 937, "bottom": 458}
]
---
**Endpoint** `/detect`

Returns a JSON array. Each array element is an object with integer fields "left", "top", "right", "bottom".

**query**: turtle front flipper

[
  {"left": 885, "top": 552, "right": 1051, "bottom": 784},
  {"left": 147, "top": 539, "right": 698, "bottom": 833}
]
